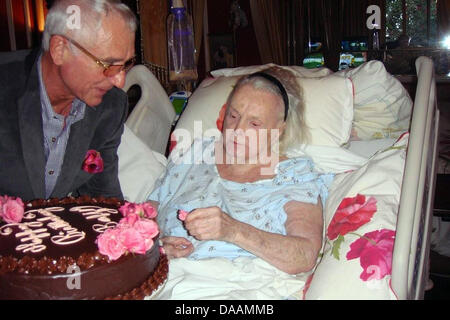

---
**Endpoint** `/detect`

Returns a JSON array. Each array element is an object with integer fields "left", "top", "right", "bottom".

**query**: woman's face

[{"left": 222, "top": 83, "right": 286, "bottom": 163}]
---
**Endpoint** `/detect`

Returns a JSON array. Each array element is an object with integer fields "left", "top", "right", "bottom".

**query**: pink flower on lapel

[{"left": 82, "top": 150, "right": 104, "bottom": 174}]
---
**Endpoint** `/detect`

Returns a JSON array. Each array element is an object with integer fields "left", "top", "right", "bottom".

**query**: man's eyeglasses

[{"left": 60, "top": 35, "right": 136, "bottom": 77}]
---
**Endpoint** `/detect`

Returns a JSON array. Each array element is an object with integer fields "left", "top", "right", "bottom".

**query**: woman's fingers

[
  {"left": 184, "top": 207, "right": 234, "bottom": 241},
  {"left": 161, "top": 236, "right": 194, "bottom": 259}
]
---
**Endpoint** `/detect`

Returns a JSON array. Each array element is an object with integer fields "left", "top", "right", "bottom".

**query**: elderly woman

[{"left": 148, "top": 67, "right": 333, "bottom": 299}]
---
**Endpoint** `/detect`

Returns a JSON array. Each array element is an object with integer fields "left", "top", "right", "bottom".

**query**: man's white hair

[{"left": 42, "top": 0, "right": 137, "bottom": 51}]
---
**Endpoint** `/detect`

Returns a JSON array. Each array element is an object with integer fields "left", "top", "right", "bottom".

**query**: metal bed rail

[{"left": 391, "top": 56, "right": 439, "bottom": 299}]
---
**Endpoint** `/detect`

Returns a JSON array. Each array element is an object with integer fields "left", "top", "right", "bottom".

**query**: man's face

[{"left": 59, "top": 13, "right": 135, "bottom": 107}]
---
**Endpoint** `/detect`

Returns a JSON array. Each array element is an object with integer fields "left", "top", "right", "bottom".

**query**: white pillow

[
  {"left": 304, "top": 133, "right": 409, "bottom": 300},
  {"left": 173, "top": 72, "right": 353, "bottom": 149},
  {"left": 336, "top": 61, "right": 413, "bottom": 140},
  {"left": 346, "top": 138, "right": 397, "bottom": 158},
  {"left": 211, "top": 63, "right": 333, "bottom": 78},
  {"left": 118, "top": 125, "right": 167, "bottom": 203}
]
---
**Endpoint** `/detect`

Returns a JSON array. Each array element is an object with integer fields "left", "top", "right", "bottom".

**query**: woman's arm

[{"left": 184, "top": 199, "right": 323, "bottom": 274}]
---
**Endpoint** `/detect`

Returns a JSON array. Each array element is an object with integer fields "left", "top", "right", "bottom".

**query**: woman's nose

[{"left": 233, "top": 118, "right": 247, "bottom": 132}]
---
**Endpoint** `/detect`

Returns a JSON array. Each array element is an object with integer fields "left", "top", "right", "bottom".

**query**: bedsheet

[{"left": 147, "top": 256, "right": 310, "bottom": 300}]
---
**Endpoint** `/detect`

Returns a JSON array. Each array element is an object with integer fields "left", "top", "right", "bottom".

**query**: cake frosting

[{"left": 0, "top": 196, "right": 168, "bottom": 300}]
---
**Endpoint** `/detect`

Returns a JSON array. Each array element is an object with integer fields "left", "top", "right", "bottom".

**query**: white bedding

[
  {"left": 148, "top": 257, "right": 309, "bottom": 300},
  {"left": 118, "top": 125, "right": 167, "bottom": 203}
]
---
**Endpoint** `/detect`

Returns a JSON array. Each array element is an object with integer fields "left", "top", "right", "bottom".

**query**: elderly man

[{"left": 0, "top": 0, "right": 136, "bottom": 201}]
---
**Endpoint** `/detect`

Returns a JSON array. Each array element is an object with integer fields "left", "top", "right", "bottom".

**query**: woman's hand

[
  {"left": 184, "top": 206, "right": 237, "bottom": 242},
  {"left": 161, "top": 236, "right": 194, "bottom": 259}
]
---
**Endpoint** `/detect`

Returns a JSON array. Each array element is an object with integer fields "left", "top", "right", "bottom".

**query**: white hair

[
  {"left": 42, "top": 0, "right": 137, "bottom": 51},
  {"left": 226, "top": 67, "right": 309, "bottom": 155}
]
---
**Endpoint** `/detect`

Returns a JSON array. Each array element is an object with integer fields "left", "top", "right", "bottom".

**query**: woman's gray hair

[
  {"left": 42, "top": 0, "right": 137, "bottom": 51},
  {"left": 226, "top": 66, "right": 309, "bottom": 155}
]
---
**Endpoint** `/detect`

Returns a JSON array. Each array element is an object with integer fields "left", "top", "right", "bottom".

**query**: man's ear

[{"left": 48, "top": 35, "right": 68, "bottom": 66}]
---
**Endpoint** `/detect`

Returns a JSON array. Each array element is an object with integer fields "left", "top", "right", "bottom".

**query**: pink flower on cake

[
  {"left": 119, "top": 202, "right": 158, "bottom": 219},
  {"left": 134, "top": 219, "right": 159, "bottom": 239},
  {"left": 119, "top": 202, "right": 139, "bottom": 216},
  {"left": 346, "top": 229, "right": 396, "bottom": 281},
  {"left": 0, "top": 196, "right": 24, "bottom": 224},
  {"left": 327, "top": 194, "right": 377, "bottom": 240},
  {"left": 119, "top": 227, "right": 149, "bottom": 255},
  {"left": 178, "top": 209, "right": 190, "bottom": 221},
  {"left": 82, "top": 149, "right": 104, "bottom": 174},
  {"left": 141, "top": 202, "right": 157, "bottom": 219},
  {"left": 97, "top": 228, "right": 127, "bottom": 261},
  {"left": 97, "top": 201, "right": 160, "bottom": 260},
  {"left": 119, "top": 213, "right": 140, "bottom": 227}
]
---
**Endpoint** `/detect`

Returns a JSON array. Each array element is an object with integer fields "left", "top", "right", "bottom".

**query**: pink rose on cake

[
  {"left": 119, "top": 227, "right": 151, "bottom": 255},
  {"left": 0, "top": 195, "right": 24, "bottom": 224},
  {"left": 97, "top": 228, "right": 127, "bottom": 261},
  {"left": 97, "top": 201, "right": 160, "bottom": 261},
  {"left": 141, "top": 202, "right": 157, "bottom": 219},
  {"left": 134, "top": 219, "right": 159, "bottom": 239},
  {"left": 119, "top": 213, "right": 140, "bottom": 226},
  {"left": 119, "top": 201, "right": 158, "bottom": 219}
]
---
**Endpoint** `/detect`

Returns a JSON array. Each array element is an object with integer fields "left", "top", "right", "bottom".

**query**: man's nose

[{"left": 108, "top": 70, "right": 126, "bottom": 88}]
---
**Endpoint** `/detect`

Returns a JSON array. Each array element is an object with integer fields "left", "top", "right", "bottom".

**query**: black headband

[{"left": 248, "top": 72, "right": 289, "bottom": 121}]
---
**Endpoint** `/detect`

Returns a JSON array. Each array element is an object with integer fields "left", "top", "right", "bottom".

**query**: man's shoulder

[
  {"left": 0, "top": 49, "right": 39, "bottom": 92},
  {"left": 0, "top": 49, "right": 33, "bottom": 65}
]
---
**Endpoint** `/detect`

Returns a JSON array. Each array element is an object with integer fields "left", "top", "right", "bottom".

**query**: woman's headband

[{"left": 247, "top": 72, "right": 289, "bottom": 121}]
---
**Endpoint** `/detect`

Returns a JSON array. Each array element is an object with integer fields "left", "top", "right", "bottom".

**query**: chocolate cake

[{"left": 0, "top": 196, "right": 168, "bottom": 300}]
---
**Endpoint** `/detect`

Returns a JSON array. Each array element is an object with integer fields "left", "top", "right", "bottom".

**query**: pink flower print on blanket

[
  {"left": 325, "top": 194, "right": 377, "bottom": 261},
  {"left": 327, "top": 194, "right": 377, "bottom": 241},
  {"left": 346, "top": 229, "right": 396, "bottom": 281}
]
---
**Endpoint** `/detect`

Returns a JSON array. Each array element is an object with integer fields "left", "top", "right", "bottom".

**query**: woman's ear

[{"left": 48, "top": 35, "right": 68, "bottom": 66}]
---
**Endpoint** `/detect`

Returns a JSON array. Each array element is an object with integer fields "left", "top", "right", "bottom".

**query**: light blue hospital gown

[{"left": 148, "top": 138, "right": 334, "bottom": 260}]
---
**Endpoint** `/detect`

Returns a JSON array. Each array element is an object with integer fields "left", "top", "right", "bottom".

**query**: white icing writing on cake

[
  {"left": 92, "top": 222, "right": 118, "bottom": 233},
  {"left": 70, "top": 206, "right": 119, "bottom": 233},
  {"left": 0, "top": 205, "right": 119, "bottom": 254},
  {"left": 0, "top": 222, "right": 50, "bottom": 253},
  {"left": 32, "top": 207, "right": 86, "bottom": 246},
  {"left": 0, "top": 207, "right": 86, "bottom": 253}
]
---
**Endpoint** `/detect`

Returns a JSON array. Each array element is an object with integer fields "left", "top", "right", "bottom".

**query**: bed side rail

[{"left": 391, "top": 56, "right": 439, "bottom": 300}]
